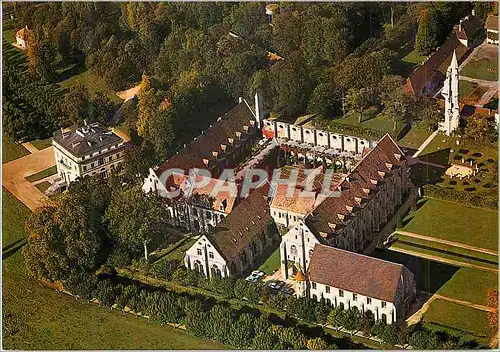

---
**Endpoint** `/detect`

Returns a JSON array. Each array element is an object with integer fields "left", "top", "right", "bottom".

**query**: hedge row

[
  {"left": 423, "top": 184, "right": 498, "bottom": 209},
  {"left": 63, "top": 274, "right": 351, "bottom": 350},
  {"left": 118, "top": 265, "right": 483, "bottom": 349},
  {"left": 326, "top": 121, "right": 389, "bottom": 140}
]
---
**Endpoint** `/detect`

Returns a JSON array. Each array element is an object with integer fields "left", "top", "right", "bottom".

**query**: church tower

[{"left": 439, "top": 50, "right": 460, "bottom": 136}]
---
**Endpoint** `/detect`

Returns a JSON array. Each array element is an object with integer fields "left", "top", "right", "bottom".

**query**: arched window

[
  {"left": 312, "top": 294, "right": 318, "bottom": 301},
  {"left": 326, "top": 298, "right": 332, "bottom": 306},
  {"left": 308, "top": 249, "right": 313, "bottom": 259},
  {"left": 339, "top": 302, "right": 345, "bottom": 310},
  {"left": 193, "top": 260, "right": 203, "bottom": 275},
  {"left": 206, "top": 211, "right": 211, "bottom": 218},
  {"left": 290, "top": 245, "right": 298, "bottom": 257},
  {"left": 193, "top": 208, "right": 198, "bottom": 216},
  {"left": 210, "top": 265, "right": 222, "bottom": 279}
]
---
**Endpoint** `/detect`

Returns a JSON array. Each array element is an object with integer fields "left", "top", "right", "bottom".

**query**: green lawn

[
  {"left": 394, "top": 234, "right": 498, "bottom": 265},
  {"left": 401, "top": 49, "right": 427, "bottom": 65},
  {"left": 59, "top": 69, "right": 123, "bottom": 105},
  {"left": 151, "top": 235, "right": 197, "bottom": 263},
  {"left": 397, "top": 122, "right": 432, "bottom": 149},
  {"left": 2, "top": 187, "right": 31, "bottom": 247},
  {"left": 424, "top": 300, "right": 490, "bottom": 337},
  {"left": 258, "top": 247, "right": 281, "bottom": 275},
  {"left": 459, "top": 80, "right": 478, "bottom": 100},
  {"left": 436, "top": 268, "right": 498, "bottom": 306},
  {"left": 35, "top": 181, "right": 52, "bottom": 194},
  {"left": 461, "top": 57, "right": 499, "bottom": 82},
  {"left": 25, "top": 166, "right": 57, "bottom": 183},
  {"left": 2, "top": 134, "right": 30, "bottom": 163},
  {"left": 403, "top": 198, "right": 498, "bottom": 251},
  {"left": 2, "top": 190, "right": 224, "bottom": 350},
  {"left": 30, "top": 137, "right": 53, "bottom": 150},
  {"left": 332, "top": 108, "right": 403, "bottom": 134}
]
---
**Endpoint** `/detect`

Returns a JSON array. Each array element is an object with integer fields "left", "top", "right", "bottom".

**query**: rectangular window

[
  {"left": 98, "top": 158, "right": 104, "bottom": 166},
  {"left": 325, "top": 286, "right": 330, "bottom": 294},
  {"left": 353, "top": 293, "right": 357, "bottom": 301},
  {"left": 367, "top": 297, "right": 372, "bottom": 304},
  {"left": 83, "top": 165, "right": 87, "bottom": 171},
  {"left": 339, "top": 289, "right": 344, "bottom": 297},
  {"left": 108, "top": 156, "right": 113, "bottom": 162},
  {"left": 91, "top": 162, "right": 95, "bottom": 168},
  {"left": 197, "top": 248, "right": 202, "bottom": 256},
  {"left": 381, "top": 301, "right": 386, "bottom": 308},
  {"left": 312, "top": 282, "right": 317, "bottom": 289},
  {"left": 209, "top": 252, "right": 214, "bottom": 259},
  {"left": 117, "top": 153, "right": 120, "bottom": 158}
]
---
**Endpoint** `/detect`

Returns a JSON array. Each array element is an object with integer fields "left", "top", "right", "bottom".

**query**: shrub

[
  {"left": 314, "top": 302, "right": 331, "bottom": 325},
  {"left": 341, "top": 308, "right": 361, "bottom": 332},
  {"left": 423, "top": 184, "right": 498, "bottom": 209},
  {"left": 228, "top": 313, "right": 257, "bottom": 348},
  {"left": 380, "top": 324, "right": 400, "bottom": 345},
  {"left": 327, "top": 307, "right": 345, "bottom": 329},
  {"left": 306, "top": 337, "right": 329, "bottom": 350},
  {"left": 95, "top": 280, "right": 117, "bottom": 307}
]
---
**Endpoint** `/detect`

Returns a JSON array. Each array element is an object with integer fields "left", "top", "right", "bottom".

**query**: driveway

[{"left": 2, "top": 146, "right": 56, "bottom": 211}]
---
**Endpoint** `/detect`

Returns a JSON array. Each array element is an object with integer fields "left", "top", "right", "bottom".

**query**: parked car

[
  {"left": 280, "top": 286, "right": 294, "bottom": 297},
  {"left": 252, "top": 270, "right": 266, "bottom": 278},
  {"left": 45, "top": 178, "right": 67, "bottom": 196},
  {"left": 266, "top": 280, "right": 285, "bottom": 293}
]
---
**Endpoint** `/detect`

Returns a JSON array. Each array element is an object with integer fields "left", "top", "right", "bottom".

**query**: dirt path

[
  {"left": 21, "top": 142, "right": 38, "bottom": 154},
  {"left": 406, "top": 295, "right": 436, "bottom": 325},
  {"left": 389, "top": 246, "right": 498, "bottom": 273},
  {"left": 2, "top": 146, "right": 56, "bottom": 210},
  {"left": 395, "top": 230, "right": 498, "bottom": 256},
  {"left": 433, "top": 294, "right": 496, "bottom": 312},
  {"left": 412, "top": 130, "right": 438, "bottom": 158},
  {"left": 116, "top": 83, "right": 143, "bottom": 102}
]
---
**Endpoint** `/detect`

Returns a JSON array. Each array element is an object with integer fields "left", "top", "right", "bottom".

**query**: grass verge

[
  {"left": 25, "top": 166, "right": 57, "bottom": 183},
  {"left": 2, "top": 134, "right": 29, "bottom": 163},
  {"left": 30, "top": 137, "right": 53, "bottom": 150},
  {"left": 258, "top": 247, "right": 281, "bottom": 275}
]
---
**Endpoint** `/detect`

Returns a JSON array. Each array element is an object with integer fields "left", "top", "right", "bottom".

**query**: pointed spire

[{"left": 451, "top": 50, "right": 458, "bottom": 70}]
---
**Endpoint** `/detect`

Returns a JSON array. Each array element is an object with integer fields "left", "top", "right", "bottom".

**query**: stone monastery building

[{"left": 142, "top": 95, "right": 417, "bottom": 324}]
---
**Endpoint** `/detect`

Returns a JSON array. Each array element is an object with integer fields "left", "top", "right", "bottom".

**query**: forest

[{"left": 3, "top": 2, "right": 489, "bottom": 171}]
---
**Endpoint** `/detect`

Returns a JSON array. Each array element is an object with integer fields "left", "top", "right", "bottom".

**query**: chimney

[{"left": 254, "top": 92, "right": 264, "bottom": 129}]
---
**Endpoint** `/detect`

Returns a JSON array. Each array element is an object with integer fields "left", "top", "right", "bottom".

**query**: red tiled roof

[
  {"left": 207, "top": 185, "right": 272, "bottom": 262},
  {"left": 406, "top": 35, "right": 468, "bottom": 95},
  {"left": 176, "top": 173, "right": 238, "bottom": 213},
  {"left": 485, "top": 15, "right": 498, "bottom": 31},
  {"left": 155, "top": 101, "right": 257, "bottom": 181},
  {"left": 307, "top": 134, "right": 406, "bottom": 234},
  {"left": 309, "top": 244, "right": 404, "bottom": 302}
]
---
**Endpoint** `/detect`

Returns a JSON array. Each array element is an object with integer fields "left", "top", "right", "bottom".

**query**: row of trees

[{"left": 65, "top": 276, "right": 340, "bottom": 350}]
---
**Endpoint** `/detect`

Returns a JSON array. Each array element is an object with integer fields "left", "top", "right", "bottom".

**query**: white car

[{"left": 252, "top": 270, "right": 265, "bottom": 278}]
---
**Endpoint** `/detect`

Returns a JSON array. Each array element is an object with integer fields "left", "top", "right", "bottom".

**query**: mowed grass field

[
  {"left": 258, "top": 247, "right": 281, "bottom": 275},
  {"left": 403, "top": 198, "right": 498, "bottom": 251},
  {"left": 436, "top": 267, "right": 498, "bottom": 307},
  {"left": 2, "top": 190, "right": 225, "bottom": 349},
  {"left": 423, "top": 300, "right": 490, "bottom": 338},
  {"left": 2, "top": 134, "right": 29, "bottom": 164}
]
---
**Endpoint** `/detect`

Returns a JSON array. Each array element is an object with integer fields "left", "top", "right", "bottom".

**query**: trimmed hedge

[
  {"left": 423, "top": 184, "right": 498, "bottom": 210},
  {"left": 326, "top": 121, "right": 387, "bottom": 140}
]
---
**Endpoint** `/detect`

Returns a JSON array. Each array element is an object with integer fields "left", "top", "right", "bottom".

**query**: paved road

[
  {"left": 2, "top": 146, "right": 56, "bottom": 210},
  {"left": 395, "top": 230, "right": 498, "bottom": 256},
  {"left": 21, "top": 142, "right": 39, "bottom": 154}
]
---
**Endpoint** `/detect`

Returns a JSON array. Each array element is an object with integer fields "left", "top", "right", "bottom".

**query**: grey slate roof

[{"left": 53, "top": 123, "right": 124, "bottom": 157}]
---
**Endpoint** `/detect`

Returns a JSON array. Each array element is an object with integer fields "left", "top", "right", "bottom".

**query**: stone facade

[
  {"left": 52, "top": 123, "right": 127, "bottom": 186},
  {"left": 439, "top": 50, "right": 460, "bottom": 136}
]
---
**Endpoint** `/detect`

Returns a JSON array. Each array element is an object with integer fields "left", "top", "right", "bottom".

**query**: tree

[
  {"left": 23, "top": 177, "right": 112, "bottom": 282},
  {"left": 465, "top": 113, "right": 491, "bottom": 143},
  {"left": 341, "top": 308, "right": 361, "bottom": 332},
  {"left": 487, "top": 289, "right": 498, "bottom": 337},
  {"left": 306, "top": 337, "right": 328, "bottom": 350},
  {"left": 229, "top": 313, "right": 256, "bottom": 348},
  {"left": 91, "top": 91, "right": 115, "bottom": 125},
  {"left": 136, "top": 75, "right": 159, "bottom": 136},
  {"left": 415, "top": 8, "right": 441, "bottom": 55},
  {"left": 123, "top": 140, "right": 159, "bottom": 180},
  {"left": 418, "top": 98, "right": 442, "bottom": 131},
  {"left": 307, "top": 83, "right": 342, "bottom": 119},
  {"left": 379, "top": 75, "right": 414, "bottom": 131},
  {"left": 206, "top": 305, "right": 234, "bottom": 344},
  {"left": 144, "top": 108, "right": 175, "bottom": 163},
  {"left": 314, "top": 301, "right": 331, "bottom": 325},
  {"left": 346, "top": 88, "right": 374, "bottom": 123},
  {"left": 327, "top": 306, "right": 345, "bottom": 329},
  {"left": 62, "top": 85, "right": 92, "bottom": 126},
  {"left": 105, "top": 184, "right": 170, "bottom": 260}
]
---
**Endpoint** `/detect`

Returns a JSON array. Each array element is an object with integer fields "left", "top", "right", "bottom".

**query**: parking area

[{"left": 245, "top": 268, "right": 297, "bottom": 298}]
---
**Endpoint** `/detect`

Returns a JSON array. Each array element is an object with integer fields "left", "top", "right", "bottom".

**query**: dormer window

[
  {"left": 385, "top": 163, "right": 393, "bottom": 170},
  {"left": 203, "top": 159, "right": 209, "bottom": 166},
  {"left": 378, "top": 171, "right": 386, "bottom": 177},
  {"left": 220, "top": 144, "right": 227, "bottom": 151},
  {"left": 362, "top": 188, "right": 370, "bottom": 194},
  {"left": 235, "top": 131, "right": 242, "bottom": 139},
  {"left": 228, "top": 138, "right": 234, "bottom": 145},
  {"left": 346, "top": 205, "right": 353, "bottom": 212},
  {"left": 337, "top": 214, "right": 345, "bottom": 220},
  {"left": 354, "top": 197, "right": 362, "bottom": 203},
  {"left": 394, "top": 153, "right": 401, "bottom": 161},
  {"left": 243, "top": 125, "right": 249, "bottom": 132},
  {"left": 212, "top": 151, "right": 219, "bottom": 158},
  {"left": 249, "top": 120, "right": 255, "bottom": 126},
  {"left": 328, "top": 222, "right": 336, "bottom": 230},
  {"left": 371, "top": 179, "right": 378, "bottom": 185}
]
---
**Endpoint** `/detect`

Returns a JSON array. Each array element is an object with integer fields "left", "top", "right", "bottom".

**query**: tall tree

[
  {"left": 105, "top": 184, "right": 169, "bottom": 260},
  {"left": 415, "top": 8, "right": 440, "bottom": 55}
]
